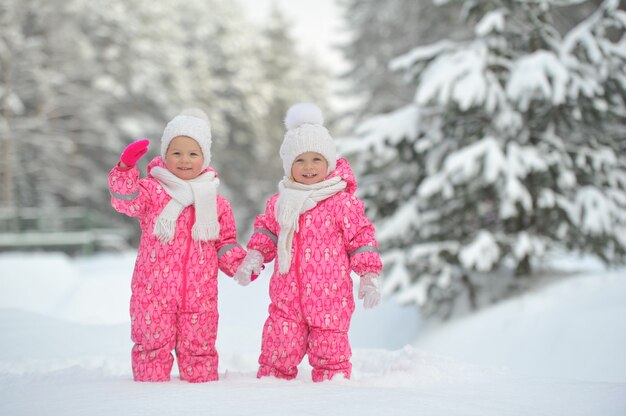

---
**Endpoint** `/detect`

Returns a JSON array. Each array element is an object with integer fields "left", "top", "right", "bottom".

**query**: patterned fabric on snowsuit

[
  {"left": 109, "top": 156, "right": 246, "bottom": 382},
  {"left": 248, "top": 158, "right": 382, "bottom": 382}
]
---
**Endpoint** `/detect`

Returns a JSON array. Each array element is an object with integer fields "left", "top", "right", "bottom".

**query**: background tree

[
  {"left": 0, "top": 0, "right": 106, "bottom": 212},
  {"left": 337, "top": 0, "right": 470, "bottom": 125},
  {"left": 346, "top": 0, "right": 626, "bottom": 319},
  {"left": 250, "top": 5, "right": 332, "bottom": 223},
  {"left": 0, "top": 0, "right": 331, "bottom": 240}
]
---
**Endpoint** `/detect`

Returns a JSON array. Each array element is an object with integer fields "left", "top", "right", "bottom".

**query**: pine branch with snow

[{"left": 348, "top": 0, "right": 626, "bottom": 319}]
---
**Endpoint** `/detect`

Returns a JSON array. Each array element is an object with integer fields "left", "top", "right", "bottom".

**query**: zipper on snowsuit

[
  {"left": 181, "top": 207, "right": 194, "bottom": 311},
  {"left": 294, "top": 217, "right": 306, "bottom": 321}
]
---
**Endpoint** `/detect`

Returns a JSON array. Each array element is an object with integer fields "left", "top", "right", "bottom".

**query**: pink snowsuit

[
  {"left": 109, "top": 157, "right": 246, "bottom": 382},
  {"left": 248, "top": 158, "right": 382, "bottom": 382}
]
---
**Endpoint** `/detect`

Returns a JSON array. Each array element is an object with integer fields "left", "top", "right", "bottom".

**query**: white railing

[{"left": 0, "top": 207, "right": 131, "bottom": 253}]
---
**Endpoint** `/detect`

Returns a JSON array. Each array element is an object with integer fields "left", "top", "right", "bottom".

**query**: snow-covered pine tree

[
  {"left": 1, "top": 0, "right": 336, "bottom": 241},
  {"left": 0, "top": 0, "right": 107, "bottom": 211},
  {"left": 338, "top": 0, "right": 471, "bottom": 125},
  {"left": 351, "top": 0, "right": 626, "bottom": 319},
  {"left": 79, "top": 0, "right": 192, "bottom": 215},
  {"left": 0, "top": 0, "right": 25, "bottom": 209}
]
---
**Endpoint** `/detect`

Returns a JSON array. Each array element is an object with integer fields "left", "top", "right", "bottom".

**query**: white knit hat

[
  {"left": 161, "top": 108, "right": 212, "bottom": 170},
  {"left": 279, "top": 103, "right": 336, "bottom": 177}
]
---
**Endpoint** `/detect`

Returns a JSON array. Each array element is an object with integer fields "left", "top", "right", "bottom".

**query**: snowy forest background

[{"left": 1, "top": 0, "right": 625, "bottom": 321}]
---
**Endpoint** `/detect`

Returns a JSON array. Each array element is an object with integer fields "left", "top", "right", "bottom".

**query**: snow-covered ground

[{"left": 1, "top": 251, "right": 625, "bottom": 415}]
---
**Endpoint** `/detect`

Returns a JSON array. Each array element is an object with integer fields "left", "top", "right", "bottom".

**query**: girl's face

[
  {"left": 291, "top": 152, "right": 329, "bottom": 185},
  {"left": 164, "top": 136, "right": 204, "bottom": 180}
]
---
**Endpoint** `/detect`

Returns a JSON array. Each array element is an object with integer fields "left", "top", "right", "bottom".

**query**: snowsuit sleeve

[
  {"left": 215, "top": 195, "right": 246, "bottom": 277},
  {"left": 339, "top": 194, "right": 383, "bottom": 277},
  {"left": 108, "top": 164, "right": 151, "bottom": 218},
  {"left": 247, "top": 196, "right": 279, "bottom": 263}
]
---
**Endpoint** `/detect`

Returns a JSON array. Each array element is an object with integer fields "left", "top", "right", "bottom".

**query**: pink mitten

[{"left": 120, "top": 139, "right": 150, "bottom": 168}]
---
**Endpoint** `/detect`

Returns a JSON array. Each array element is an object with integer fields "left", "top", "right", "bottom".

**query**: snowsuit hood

[{"left": 326, "top": 157, "right": 357, "bottom": 195}]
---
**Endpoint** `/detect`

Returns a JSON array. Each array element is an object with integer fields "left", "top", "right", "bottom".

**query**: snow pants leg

[
  {"left": 308, "top": 328, "right": 352, "bottom": 382},
  {"left": 130, "top": 301, "right": 177, "bottom": 382},
  {"left": 257, "top": 305, "right": 352, "bottom": 381},
  {"left": 130, "top": 296, "right": 219, "bottom": 382},
  {"left": 176, "top": 310, "right": 219, "bottom": 382},
  {"left": 257, "top": 305, "right": 308, "bottom": 380}
]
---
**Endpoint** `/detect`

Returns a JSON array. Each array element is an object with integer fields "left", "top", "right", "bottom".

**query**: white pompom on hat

[
  {"left": 161, "top": 108, "right": 212, "bottom": 170},
  {"left": 279, "top": 103, "right": 336, "bottom": 177}
]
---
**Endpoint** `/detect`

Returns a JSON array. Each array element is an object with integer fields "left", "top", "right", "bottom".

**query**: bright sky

[
  {"left": 239, "top": 0, "right": 355, "bottom": 114},
  {"left": 239, "top": 0, "right": 348, "bottom": 72}
]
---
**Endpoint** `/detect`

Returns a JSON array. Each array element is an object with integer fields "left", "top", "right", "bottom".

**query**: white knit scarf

[
  {"left": 274, "top": 176, "right": 346, "bottom": 274},
  {"left": 150, "top": 166, "right": 220, "bottom": 244}
]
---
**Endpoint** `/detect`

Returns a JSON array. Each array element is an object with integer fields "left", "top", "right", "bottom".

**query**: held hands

[
  {"left": 120, "top": 139, "right": 150, "bottom": 168},
  {"left": 233, "top": 249, "right": 264, "bottom": 286},
  {"left": 358, "top": 273, "right": 381, "bottom": 309}
]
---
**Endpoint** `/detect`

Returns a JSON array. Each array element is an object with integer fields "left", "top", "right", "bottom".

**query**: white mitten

[
  {"left": 358, "top": 273, "right": 381, "bottom": 309},
  {"left": 233, "top": 249, "right": 264, "bottom": 286}
]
